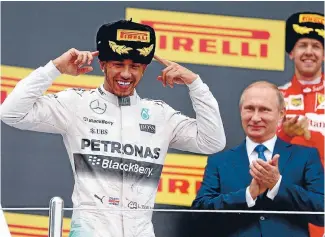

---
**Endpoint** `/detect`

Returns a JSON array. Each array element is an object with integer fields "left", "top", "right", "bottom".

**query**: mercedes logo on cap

[{"left": 89, "top": 99, "right": 107, "bottom": 114}]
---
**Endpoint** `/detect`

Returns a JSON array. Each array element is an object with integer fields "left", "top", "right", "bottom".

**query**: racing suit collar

[
  {"left": 96, "top": 85, "right": 140, "bottom": 106},
  {"left": 291, "top": 73, "right": 324, "bottom": 94}
]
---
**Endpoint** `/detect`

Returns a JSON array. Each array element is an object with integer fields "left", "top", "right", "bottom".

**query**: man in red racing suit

[
  {"left": 278, "top": 74, "right": 324, "bottom": 165},
  {"left": 277, "top": 11, "right": 324, "bottom": 237}
]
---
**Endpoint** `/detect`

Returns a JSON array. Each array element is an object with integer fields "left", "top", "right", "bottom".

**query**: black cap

[
  {"left": 96, "top": 19, "right": 156, "bottom": 64},
  {"left": 285, "top": 12, "right": 324, "bottom": 53}
]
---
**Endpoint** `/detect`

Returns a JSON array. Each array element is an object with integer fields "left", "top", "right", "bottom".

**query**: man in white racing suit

[{"left": 0, "top": 19, "right": 226, "bottom": 237}]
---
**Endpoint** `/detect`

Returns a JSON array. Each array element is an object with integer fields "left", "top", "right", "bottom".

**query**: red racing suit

[{"left": 277, "top": 74, "right": 324, "bottom": 237}]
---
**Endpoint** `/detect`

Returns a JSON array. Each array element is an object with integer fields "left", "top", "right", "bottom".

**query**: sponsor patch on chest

[
  {"left": 306, "top": 113, "right": 325, "bottom": 135},
  {"left": 139, "top": 124, "right": 156, "bottom": 134},
  {"left": 287, "top": 94, "right": 304, "bottom": 110}
]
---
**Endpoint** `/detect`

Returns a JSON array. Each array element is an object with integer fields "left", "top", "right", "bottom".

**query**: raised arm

[
  {"left": 154, "top": 54, "right": 226, "bottom": 154},
  {"left": 1, "top": 49, "right": 98, "bottom": 134}
]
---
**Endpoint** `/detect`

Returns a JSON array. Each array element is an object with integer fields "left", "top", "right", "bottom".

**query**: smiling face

[
  {"left": 100, "top": 59, "right": 147, "bottom": 97},
  {"left": 289, "top": 38, "right": 324, "bottom": 80},
  {"left": 240, "top": 85, "right": 285, "bottom": 143}
]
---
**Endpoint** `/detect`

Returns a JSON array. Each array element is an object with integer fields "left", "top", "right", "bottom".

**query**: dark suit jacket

[{"left": 191, "top": 138, "right": 324, "bottom": 237}]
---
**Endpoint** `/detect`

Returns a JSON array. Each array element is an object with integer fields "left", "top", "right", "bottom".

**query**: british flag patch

[{"left": 108, "top": 197, "right": 120, "bottom": 206}]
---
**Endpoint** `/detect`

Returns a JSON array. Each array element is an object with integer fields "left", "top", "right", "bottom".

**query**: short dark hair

[{"left": 239, "top": 81, "right": 285, "bottom": 111}]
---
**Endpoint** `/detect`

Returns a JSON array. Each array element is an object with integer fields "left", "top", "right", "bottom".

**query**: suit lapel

[
  {"left": 230, "top": 140, "right": 251, "bottom": 186},
  {"left": 227, "top": 139, "right": 291, "bottom": 188},
  {"left": 272, "top": 138, "right": 292, "bottom": 173}
]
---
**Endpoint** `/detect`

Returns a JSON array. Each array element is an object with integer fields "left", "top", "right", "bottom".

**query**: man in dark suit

[{"left": 191, "top": 81, "right": 324, "bottom": 237}]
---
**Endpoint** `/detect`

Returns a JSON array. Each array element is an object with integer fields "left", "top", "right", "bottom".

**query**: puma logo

[{"left": 94, "top": 194, "right": 105, "bottom": 204}]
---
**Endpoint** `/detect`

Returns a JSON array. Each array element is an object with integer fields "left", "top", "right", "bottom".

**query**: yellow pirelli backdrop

[
  {"left": 4, "top": 212, "right": 71, "bottom": 237},
  {"left": 126, "top": 8, "right": 286, "bottom": 71},
  {"left": 1, "top": 65, "right": 103, "bottom": 100}
]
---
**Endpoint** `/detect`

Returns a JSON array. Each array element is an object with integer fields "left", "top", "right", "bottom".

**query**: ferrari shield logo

[{"left": 316, "top": 93, "right": 325, "bottom": 110}]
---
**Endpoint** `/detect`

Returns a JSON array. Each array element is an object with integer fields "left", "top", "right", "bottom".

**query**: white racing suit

[
  {"left": 0, "top": 204, "right": 11, "bottom": 237},
  {"left": 1, "top": 61, "right": 226, "bottom": 237}
]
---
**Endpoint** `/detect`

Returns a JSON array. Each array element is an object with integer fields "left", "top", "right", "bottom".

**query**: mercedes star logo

[{"left": 89, "top": 100, "right": 107, "bottom": 114}]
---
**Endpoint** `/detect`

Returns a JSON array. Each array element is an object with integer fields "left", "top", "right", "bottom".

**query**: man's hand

[
  {"left": 249, "top": 178, "right": 267, "bottom": 200},
  {"left": 282, "top": 115, "right": 311, "bottom": 140},
  {"left": 53, "top": 48, "right": 99, "bottom": 76},
  {"left": 154, "top": 54, "right": 197, "bottom": 88},
  {"left": 250, "top": 154, "right": 281, "bottom": 190}
]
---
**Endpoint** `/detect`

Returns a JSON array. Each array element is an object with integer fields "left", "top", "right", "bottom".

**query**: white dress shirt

[{"left": 245, "top": 135, "right": 282, "bottom": 207}]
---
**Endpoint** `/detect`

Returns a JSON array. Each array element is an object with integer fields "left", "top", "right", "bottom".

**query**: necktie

[{"left": 254, "top": 144, "right": 267, "bottom": 161}]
